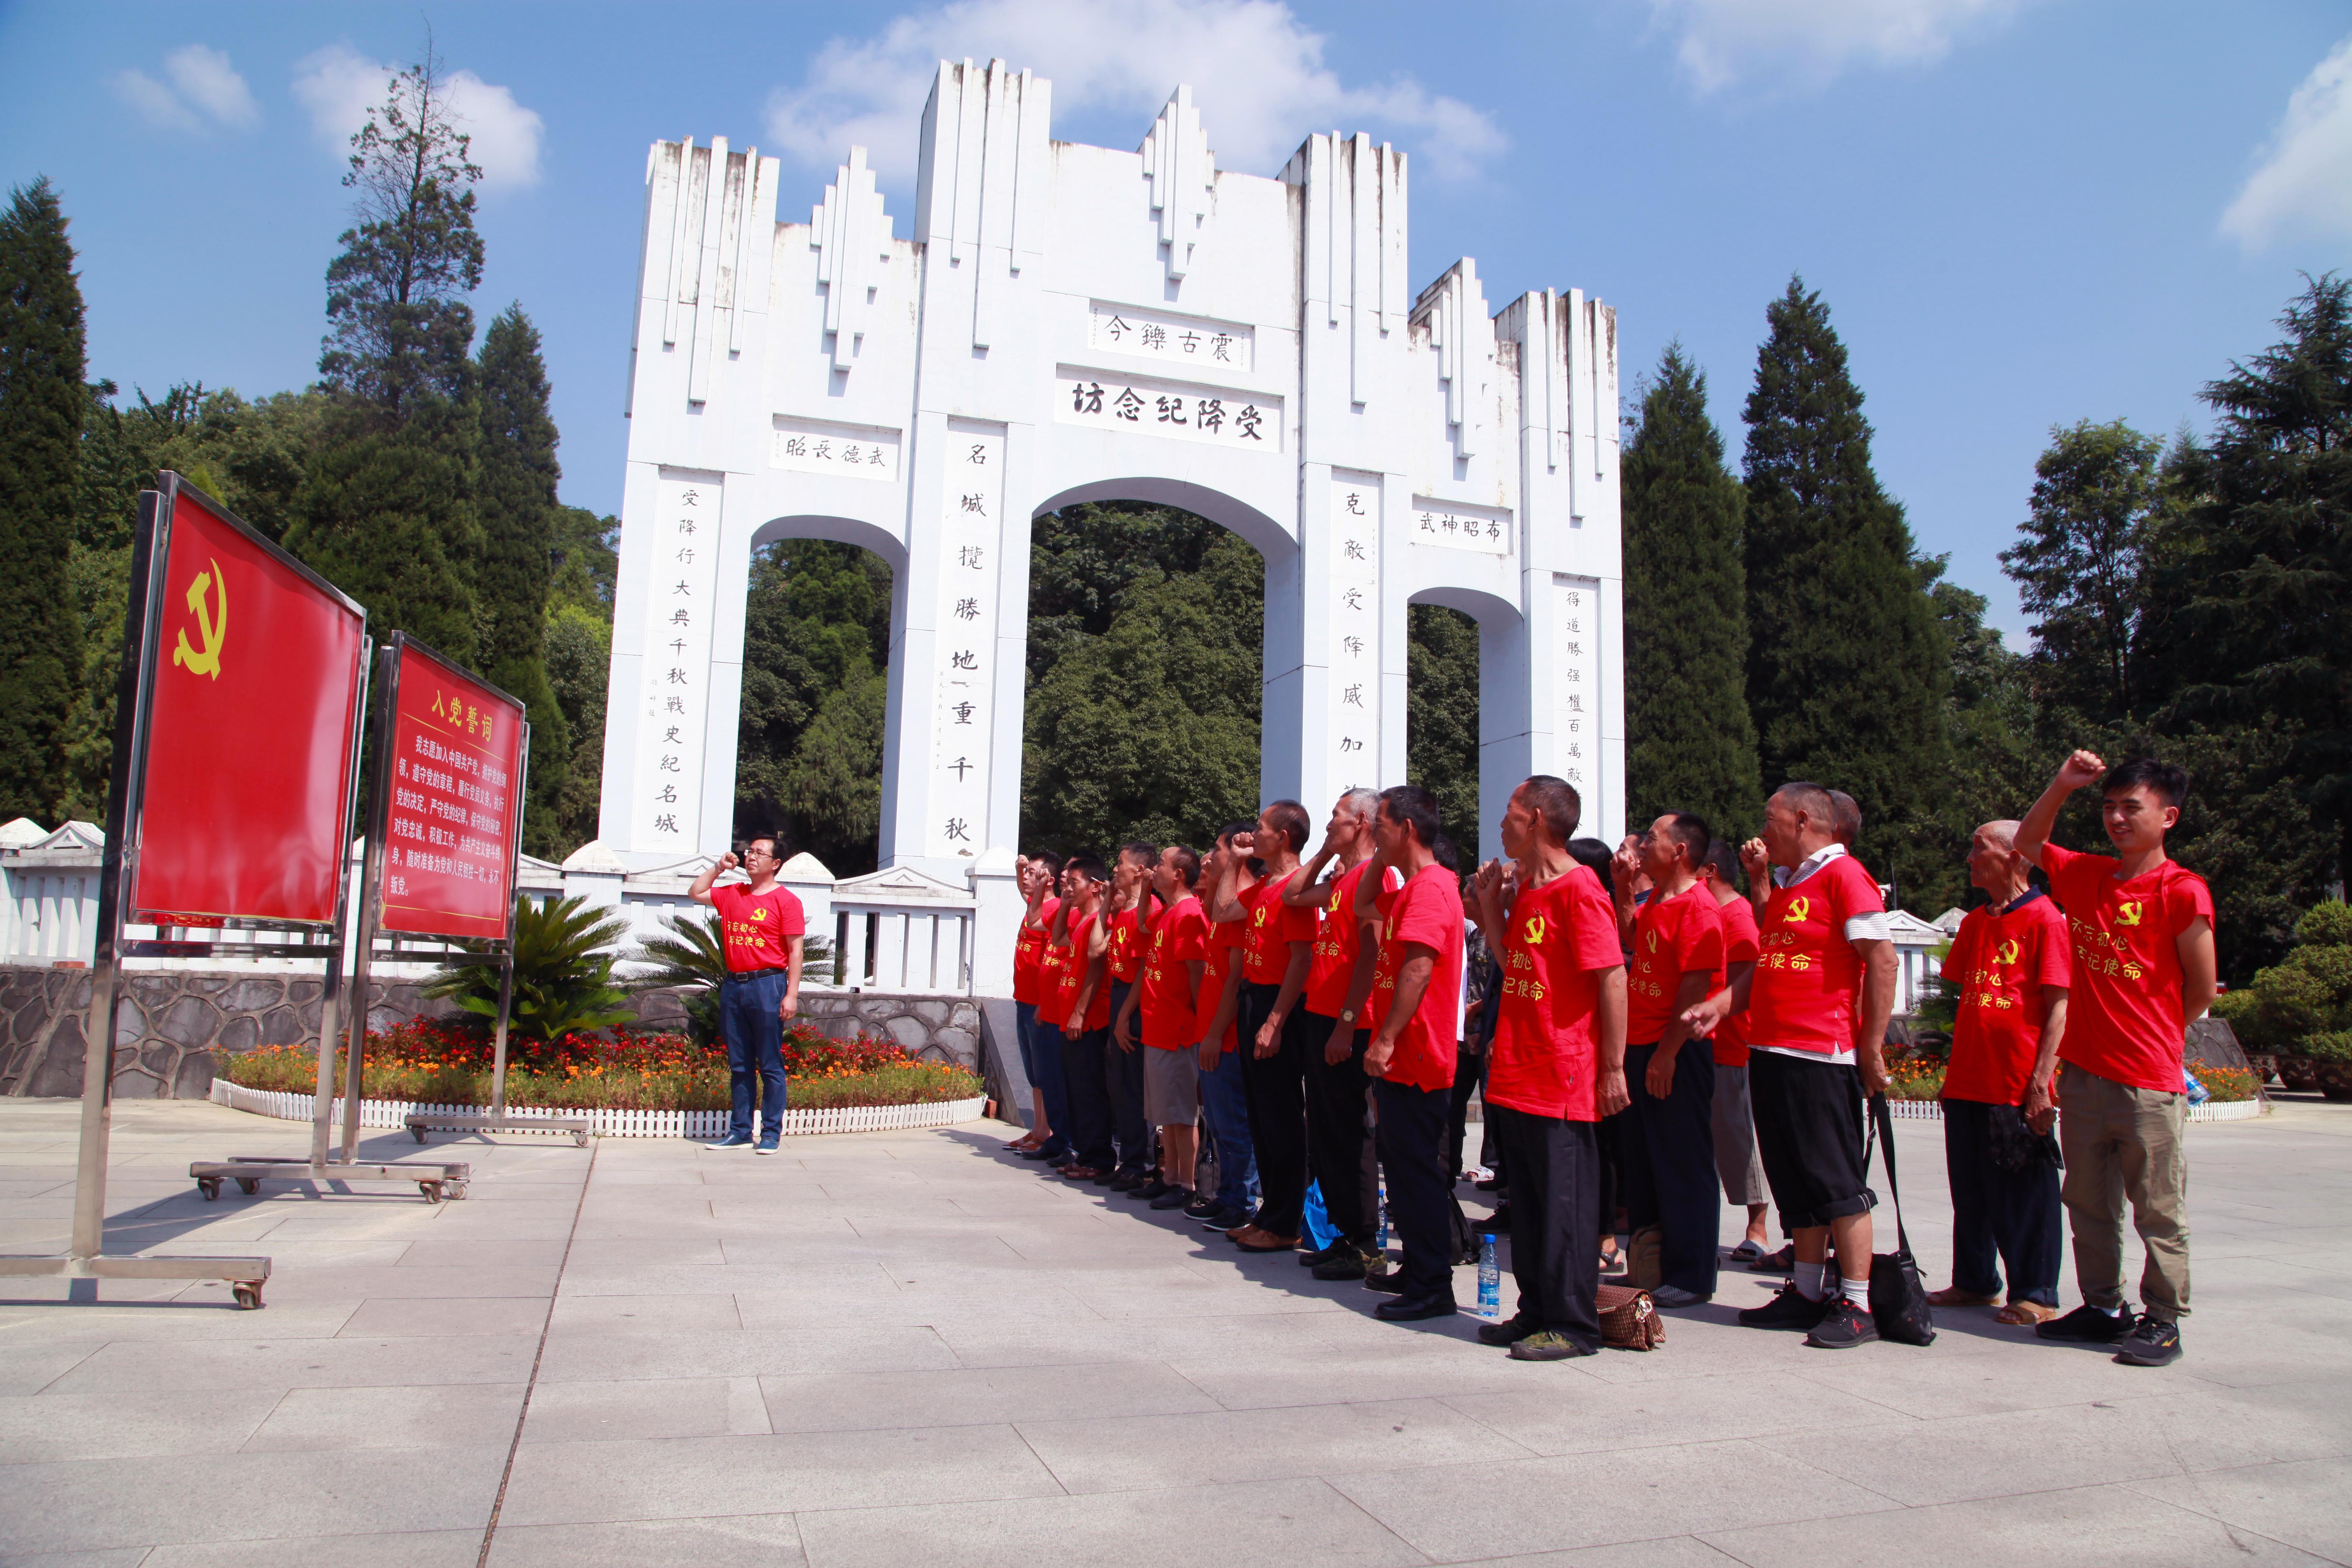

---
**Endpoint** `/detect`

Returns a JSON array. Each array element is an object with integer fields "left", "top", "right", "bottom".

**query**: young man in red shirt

[
  {"left": 2017, "top": 753, "right": 2215, "bottom": 1368},
  {"left": 1024, "top": 860, "right": 1076, "bottom": 1166},
  {"left": 1055, "top": 855, "right": 1118, "bottom": 1181},
  {"left": 1361, "top": 785, "right": 1468, "bottom": 1322},
  {"left": 1934, "top": 818, "right": 2071, "bottom": 1325},
  {"left": 1009, "top": 856, "right": 1062, "bottom": 1156},
  {"left": 1612, "top": 813, "right": 1727, "bottom": 1308},
  {"left": 1285, "top": 788, "right": 1392, "bottom": 1279},
  {"left": 1103, "top": 841, "right": 1160, "bottom": 1190},
  {"left": 1208, "top": 800, "right": 1319, "bottom": 1252},
  {"left": 1188, "top": 827, "right": 1261, "bottom": 1231},
  {"left": 690, "top": 835, "right": 806, "bottom": 1153},
  {"left": 1123, "top": 844, "right": 1208, "bottom": 1208},
  {"left": 1470, "top": 776, "right": 1627, "bottom": 1358},
  {"left": 1699, "top": 841, "right": 1772, "bottom": 1264},
  {"left": 1684, "top": 781, "right": 1897, "bottom": 1348}
]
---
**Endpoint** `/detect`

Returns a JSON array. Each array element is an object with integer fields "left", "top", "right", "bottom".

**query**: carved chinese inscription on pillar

[
  {"left": 930, "top": 419, "right": 1004, "bottom": 857},
  {"left": 1329, "top": 471, "right": 1380, "bottom": 793},
  {"left": 1410, "top": 495, "right": 1513, "bottom": 558},
  {"left": 1055, "top": 368, "right": 1282, "bottom": 453},
  {"left": 1553, "top": 574, "right": 1601, "bottom": 794},
  {"left": 637, "top": 471, "right": 723, "bottom": 851}
]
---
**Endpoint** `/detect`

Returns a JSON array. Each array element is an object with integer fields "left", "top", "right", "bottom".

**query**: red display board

[
  {"left": 380, "top": 640, "right": 525, "bottom": 941},
  {"left": 129, "top": 482, "right": 367, "bottom": 927}
]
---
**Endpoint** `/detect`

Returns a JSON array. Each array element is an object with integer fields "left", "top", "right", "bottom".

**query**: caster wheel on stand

[
  {"left": 196, "top": 1177, "right": 222, "bottom": 1201},
  {"left": 235, "top": 1177, "right": 259, "bottom": 1195},
  {"left": 232, "top": 1283, "right": 264, "bottom": 1310},
  {"left": 418, "top": 1181, "right": 443, "bottom": 1204}
]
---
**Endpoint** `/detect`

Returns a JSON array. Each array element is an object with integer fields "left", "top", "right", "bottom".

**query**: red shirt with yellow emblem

[
  {"left": 710, "top": 884, "right": 806, "bottom": 971},
  {"left": 1242, "top": 873, "right": 1317, "bottom": 985},
  {"left": 1625, "top": 883, "right": 1725, "bottom": 1045},
  {"left": 1052, "top": 911, "right": 1112, "bottom": 1034},
  {"left": 1942, "top": 891, "right": 2071, "bottom": 1104},
  {"left": 2044, "top": 844, "right": 2214, "bottom": 1093},
  {"left": 1106, "top": 900, "right": 1150, "bottom": 984},
  {"left": 1013, "top": 896, "right": 1059, "bottom": 1005},
  {"left": 1749, "top": 855, "right": 1885, "bottom": 1056},
  {"left": 1142, "top": 897, "right": 1209, "bottom": 1050},
  {"left": 1367, "top": 864, "right": 1465, "bottom": 1093},
  {"left": 1488, "top": 865, "right": 1622, "bottom": 1119}
]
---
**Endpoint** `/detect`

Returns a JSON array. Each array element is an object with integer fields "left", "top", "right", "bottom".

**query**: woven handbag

[
  {"left": 1864, "top": 1091, "right": 1937, "bottom": 1346},
  {"left": 1596, "top": 1283, "right": 1665, "bottom": 1350}
]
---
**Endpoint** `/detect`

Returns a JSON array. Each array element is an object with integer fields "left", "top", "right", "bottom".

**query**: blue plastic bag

[
  {"left": 2184, "top": 1068, "right": 2210, "bottom": 1106},
  {"left": 1300, "top": 1179, "right": 1339, "bottom": 1251}
]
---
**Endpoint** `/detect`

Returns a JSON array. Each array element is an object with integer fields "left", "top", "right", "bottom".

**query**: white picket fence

[
  {"left": 209, "top": 1079, "right": 985, "bottom": 1138},
  {"left": 1880, "top": 1095, "right": 2263, "bottom": 1125}
]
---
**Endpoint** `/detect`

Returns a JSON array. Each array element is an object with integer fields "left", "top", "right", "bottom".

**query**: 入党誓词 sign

[{"left": 379, "top": 641, "right": 524, "bottom": 941}]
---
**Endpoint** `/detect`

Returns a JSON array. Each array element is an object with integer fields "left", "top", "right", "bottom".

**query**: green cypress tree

[
  {"left": 1622, "top": 343, "right": 1761, "bottom": 838},
  {"left": 475, "top": 304, "right": 570, "bottom": 853},
  {"left": 1742, "top": 277, "right": 1948, "bottom": 897},
  {"left": 0, "top": 177, "right": 87, "bottom": 824},
  {"left": 286, "top": 49, "right": 484, "bottom": 665},
  {"left": 1406, "top": 603, "right": 1480, "bottom": 853}
]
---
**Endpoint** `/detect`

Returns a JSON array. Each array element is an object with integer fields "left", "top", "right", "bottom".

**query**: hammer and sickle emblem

[
  {"left": 1995, "top": 938, "right": 2021, "bottom": 966},
  {"left": 171, "top": 558, "right": 227, "bottom": 679},
  {"left": 1522, "top": 915, "right": 1547, "bottom": 946},
  {"left": 1784, "top": 896, "right": 1811, "bottom": 923},
  {"left": 2116, "top": 901, "right": 2143, "bottom": 928}
]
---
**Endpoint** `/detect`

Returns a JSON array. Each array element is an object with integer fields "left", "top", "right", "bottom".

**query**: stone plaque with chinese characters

[
  {"left": 1553, "top": 574, "right": 1602, "bottom": 796},
  {"left": 634, "top": 472, "right": 723, "bottom": 852},
  {"left": 771, "top": 416, "right": 901, "bottom": 483},
  {"left": 1087, "top": 302, "right": 1254, "bottom": 374},
  {"left": 928, "top": 420, "right": 1003, "bottom": 858},
  {"left": 1327, "top": 471, "right": 1380, "bottom": 792},
  {"left": 1411, "top": 497, "right": 1513, "bottom": 557},
  {"left": 1055, "top": 368, "right": 1282, "bottom": 453}
]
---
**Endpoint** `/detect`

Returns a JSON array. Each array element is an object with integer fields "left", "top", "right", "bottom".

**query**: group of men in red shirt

[{"left": 991, "top": 746, "right": 2216, "bottom": 1367}]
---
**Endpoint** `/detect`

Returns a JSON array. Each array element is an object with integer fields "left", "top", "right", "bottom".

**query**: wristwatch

[{"left": 1339, "top": 1008, "right": 1357, "bottom": 1023}]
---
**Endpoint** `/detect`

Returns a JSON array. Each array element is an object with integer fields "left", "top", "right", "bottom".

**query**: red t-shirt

[
  {"left": 1054, "top": 911, "right": 1111, "bottom": 1033},
  {"left": 1488, "top": 865, "right": 1621, "bottom": 1120},
  {"left": 1200, "top": 916, "right": 1247, "bottom": 1050},
  {"left": 1012, "top": 897, "right": 1058, "bottom": 1005},
  {"left": 1242, "top": 872, "right": 1317, "bottom": 985},
  {"left": 2043, "top": 843, "right": 2215, "bottom": 1093},
  {"left": 1626, "top": 883, "right": 1725, "bottom": 1044},
  {"left": 710, "top": 883, "right": 806, "bottom": 971},
  {"left": 1943, "top": 892, "right": 2072, "bottom": 1104},
  {"left": 1106, "top": 901, "right": 1150, "bottom": 984},
  {"left": 1749, "top": 854, "right": 1885, "bottom": 1056},
  {"left": 1033, "top": 900, "right": 1068, "bottom": 1016},
  {"left": 1369, "top": 863, "right": 1464, "bottom": 1093},
  {"left": 1710, "top": 895, "right": 1761, "bottom": 1067},
  {"left": 1306, "top": 859, "right": 1398, "bottom": 1016},
  {"left": 1142, "top": 897, "right": 1209, "bottom": 1051}
]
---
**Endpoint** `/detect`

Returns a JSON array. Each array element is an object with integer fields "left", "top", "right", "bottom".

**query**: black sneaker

[
  {"left": 1805, "top": 1298, "right": 1879, "bottom": 1349},
  {"left": 1136, "top": 1177, "right": 1172, "bottom": 1200},
  {"left": 2112, "top": 1316, "right": 2182, "bottom": 1367},
  {"left": 1199, "top": 1205, "right": 1252, "bottom": 1231},
  {"left": 1108, "top": 1172, "right": 1144, "bottom": 1192},
  {"left": 1311, "top": 1242, "right": 1375, "bottom": 1282},
  {"left": 1485, "top": 1201, "right": 1513, "bottom": 1233},
  {"left": 1182, "top": 1194, "right": 1222, "bottom": 1220},
  {"left": 1298, "top": 1241, "right": 1344, "bottom": 1268},
  {"left": 1362, "top": 1260, "right": 1409, "bottom": 1294},
  {"left": 2036, "top": 1304, "right": 2137, "bottom": 1344},
  {"left": 1148, "top": 1184, "right": 1196, "bottom": 1211},
  {"left": 1477, "top": 1311, "right": 1542, "bottom": 1346},
  {"left": 1738, "top": 1281, "right": 1831, "bottom": 1332}
]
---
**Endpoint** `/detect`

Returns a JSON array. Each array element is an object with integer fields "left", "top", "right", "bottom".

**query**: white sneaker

[{"left": 1462, "top": 1166, "right": 1494, "bottom": 1184}]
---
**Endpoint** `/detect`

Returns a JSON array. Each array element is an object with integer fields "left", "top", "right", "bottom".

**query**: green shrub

[
  {"left": 2296, "top": 901, "right": 2352, "bottom": 949},
  {"left": 423, "top": 894, "right": 635, "bottom": 1045},
  {"left": 2228, "top": 900, "right": 2352, "bottom": 1053},
  {"left": 2303, "top": 1030, "right": 2352, "bottom": 1063}
]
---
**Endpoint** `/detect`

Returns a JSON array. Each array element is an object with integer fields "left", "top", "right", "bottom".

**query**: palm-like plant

[
  {"left": 629, "top": 908, "right": 833, "bottom": 1046},
  {"left": 423, "top": 894, "right": 636, "bottom": 1048}
]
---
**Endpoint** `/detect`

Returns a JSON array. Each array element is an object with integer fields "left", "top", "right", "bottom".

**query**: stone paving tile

[
  {"left": 42, "top": 1334, "right": 537, "bottom": 1393},
  {"left": 520, "top": 1376, "right": 744, "bottom": 1443},
  {"left": 533, "top": 1322, "right": 960, "bottom": 1382},
  {"left": 2127, "top": 1457, "right": 2352, "bottom": 1566},
  {"left": 140, "top": 1529, "right": 486, "bottom": 1568},
  {"left": 485, "top": 1512, "right": 807, "bottom": 1568},
  {"left": 1439, "top": 1369, "right": 1904, "bottom": 1455},
  {"left": 1444, "top": 1541, "right": 1747, "bottom": 1568},
  {"left": 757, "top": 1360, "right": 1221, "bottom": 1434},
  {"left": 0, "top": 1387, "right": 282, "bottom": 1462},
  {"left": 338, "top": 1295, "right": 548, "bottom": 1338},
  {"left": 1018, "top": 1395, "right": 1537, "bottom": 1491},
  {"left": 1750, "top": 1400, "right": 2200, "bottom": 1506},
  {"left": 240, "top": 1381, "right": 526, "bottom": 1452}
]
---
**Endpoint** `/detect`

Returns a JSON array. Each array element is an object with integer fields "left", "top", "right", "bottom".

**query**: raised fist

[
  {"left": 2056, "top": 749, "right": 2106, "bottom": 790},
  {"left": 1739, "top": 838, "right": 1769, "bottom": 878},
  {"left": 717, "top": 851, "right": 741, "bottom": 873}
]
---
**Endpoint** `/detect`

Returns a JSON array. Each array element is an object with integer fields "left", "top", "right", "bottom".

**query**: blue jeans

[
  {"left": 1198, "top": 1045, "right": 1258, "bottom": 1213},
  {"left": 1030, "top": 1019, "right": 1074, "bottom": 1161},
  {"left": 720, "top": 972, "right": 790, "bottom": 1140}
]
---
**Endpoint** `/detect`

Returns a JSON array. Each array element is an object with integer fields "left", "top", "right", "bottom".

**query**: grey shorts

[
  {"left": 1144, "top": 1046, "right": 1199, "bottom": 1125},
  {"left": 1712, "top": 1061, "right": 1770, "bottom": 1207}
]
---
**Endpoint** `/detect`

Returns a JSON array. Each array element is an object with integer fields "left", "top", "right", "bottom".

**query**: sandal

[
  {"left": 1996, "top": 1301, "right": 2058, "bottom": 1326},
  {"left": 1727, "top": 1239, "right": 1767, "bottom": 1264}
]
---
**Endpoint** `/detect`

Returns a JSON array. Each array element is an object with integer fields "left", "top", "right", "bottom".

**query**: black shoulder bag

[{"left": 1864, "top": 1092, "right": 1937, "bottom": 1346}]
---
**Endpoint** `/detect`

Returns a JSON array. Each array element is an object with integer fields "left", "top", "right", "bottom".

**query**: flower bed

[{"left": 214, "top": 1015, "right": 983, "bottom": 1112}]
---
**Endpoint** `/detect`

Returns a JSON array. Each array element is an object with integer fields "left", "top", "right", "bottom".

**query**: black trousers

[
  {"left": 1105, "top": 980, "right": 1150, "bottom": 1173},
  {"left": 1596, "top": 1107, "right": 1627, "bottom": 1241},
  {"left": 1621, "top": 1042, "right": 1720, "bottom": 1297},
  {"left": 1447, "top": 1046, "right": 1486, "bottom": 1179},
  {"left": 1944, "top": 1099, "right": 2063, "bottom": 1305},
  {"left": 1059, "top": 1025, "right": 1116, "bottom": 1171},
  {"left": 1488, "top": 1104, "right": 1601, "bottom": 1348},
  {"left": 1237, "top": 982, "right": 1310, "bottom": 1236},
  {"left": 1373, "top": 1078, "right": 1456, "bottom": 1306},
  {"left": 1303, "top": 1011, "right": 1378, "bottom": 1244}
]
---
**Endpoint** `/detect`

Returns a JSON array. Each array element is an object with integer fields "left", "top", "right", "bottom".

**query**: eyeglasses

[{"left": 742, "top": 847, "right": 776, "bottom": 861}]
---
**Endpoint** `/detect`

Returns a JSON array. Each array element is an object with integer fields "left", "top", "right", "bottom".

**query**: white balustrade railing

[{"left": 826, "top": 864, "right": 976, "bottom": 995}]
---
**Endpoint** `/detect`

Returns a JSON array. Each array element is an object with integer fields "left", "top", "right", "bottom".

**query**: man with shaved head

[{"left": 1933, "top": 820, "right": 2071, "bottom": 1324}]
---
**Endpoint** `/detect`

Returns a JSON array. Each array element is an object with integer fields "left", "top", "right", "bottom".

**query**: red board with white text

[
  {"left": 379, "top": 641, "right": 525, "bottom": 941},
  {"left": 129, "top": 481, "right": 367, "bottom": 927}
]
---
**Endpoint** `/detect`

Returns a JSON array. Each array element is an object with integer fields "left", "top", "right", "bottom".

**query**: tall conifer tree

[
  {"left": 0, "top": 178, "right": 86, "bottom": 823},
  {"left": 287, "top": 49, "right": 483, "bottom": 663},
  {"left": 1622, "top": 343, "right": 1760, "bottom": 836},
  {"left": 1742, "top": 277, "right": 1947, "bottom": 895},
  {"left": 475, "top": 304, "right": 569, "bottom": 852}
]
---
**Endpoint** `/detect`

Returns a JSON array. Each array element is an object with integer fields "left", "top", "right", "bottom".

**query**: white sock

[
  {"left": 1840, "top": 1274, "right": 1870, "bottom": 1305},
  {"left": 1795, "top": 1261, "right": 1827, "bottom": 1301}
]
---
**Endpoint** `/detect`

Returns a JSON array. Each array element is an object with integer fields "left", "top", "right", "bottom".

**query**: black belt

[{"left": 723, "top": 966, "right": 789, "bottom": 983}]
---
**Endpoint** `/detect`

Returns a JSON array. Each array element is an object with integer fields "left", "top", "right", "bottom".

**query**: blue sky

[{"left": 4, "top": 0, "right": 2347, "bottom": 642}]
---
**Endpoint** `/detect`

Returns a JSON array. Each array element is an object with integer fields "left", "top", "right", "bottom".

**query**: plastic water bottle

[
  {"left": 1375, "top": 1177, "right": 1389, "bottom": 1248},
  {"left": 1477, "top": 1232, "right": 1501, "bottom": 1320}
]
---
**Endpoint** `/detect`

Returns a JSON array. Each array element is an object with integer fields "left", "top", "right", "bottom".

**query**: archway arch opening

[{"left": 1408, "top": 585, "right": 1527, "bottom": 864}]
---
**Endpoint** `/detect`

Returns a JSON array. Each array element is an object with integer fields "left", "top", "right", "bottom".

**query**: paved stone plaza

[{"left": 0, "top": 1097, "right": 2346, "bottom": 1567}]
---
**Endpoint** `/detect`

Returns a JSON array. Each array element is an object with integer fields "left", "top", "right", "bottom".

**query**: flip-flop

[{"left": 1727, "top": 1239, "right": 1767, "bottom": 1264}]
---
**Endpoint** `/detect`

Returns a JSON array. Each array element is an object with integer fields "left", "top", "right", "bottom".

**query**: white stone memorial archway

[{"left": 598, "top": 60, "right": 1624, "bottom": 991}]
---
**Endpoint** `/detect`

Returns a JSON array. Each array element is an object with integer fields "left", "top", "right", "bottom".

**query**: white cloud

[
  {"left": 2221, "top": 33, "right": 2352, "bottom": 252},
  {"left": 763, "top": 0, "right": 1505, "bottom": 182},
  {"left": 292, "top": 44, "right": 545, "bottom": 188},
  {"left": 114, "top": 44, "right": 258, "bottom": 132},
  {"left": 1645, "top": 0, "right": 2027, "bottom": 94}
]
